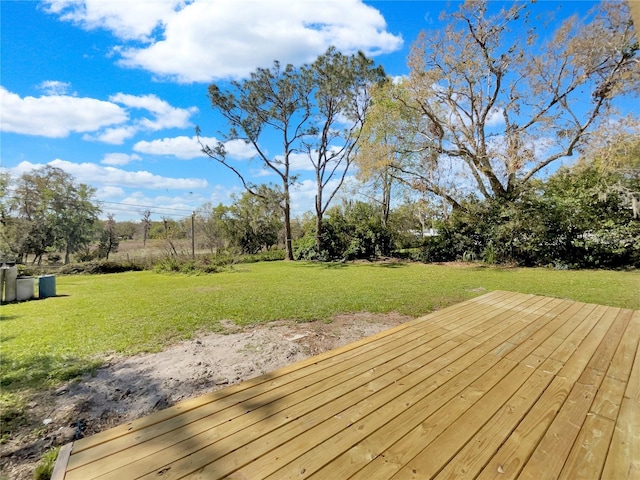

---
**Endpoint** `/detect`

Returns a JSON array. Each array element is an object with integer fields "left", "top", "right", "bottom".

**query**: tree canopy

[
  {"left": 356, "top": 0, "right": 639, "bottom": 210},
  {"left": 199, "top": 47, "right": 384, "bottom": 259},
  {"left": 1, "top": 166, "right": 100, "bottom": 264}
]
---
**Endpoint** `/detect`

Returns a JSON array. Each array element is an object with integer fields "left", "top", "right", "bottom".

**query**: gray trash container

[
  {"left": 4, "top": 266, "right": 17, "bottom": 302},
  {"left": 16, "top": 276, "right": 34, "bottom": 301}
]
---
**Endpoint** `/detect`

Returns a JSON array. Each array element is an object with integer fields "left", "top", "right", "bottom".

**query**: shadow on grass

[
  {"left": 299, "top": 261, "right": 350, "bottom": 270},
  {"left": 0, "top": 353, "right": 102, "bottom": 392},
  {"left": 375, "top": 262, "right": 408, "bottom": 268}
]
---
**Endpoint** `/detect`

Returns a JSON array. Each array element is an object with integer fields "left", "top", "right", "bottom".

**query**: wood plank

[
  {"left": 555, "top": 305, "right": 620, "bottom": 383},
  {"left": 518, "top": 307, "right": 634, "bottom": 480},
  {"left": 605, "top": 309, "right": 639, "bottom": 382},
  {"left": 432, "top": 368, "right": 554, "bottom": 480},
  {"left": 528, "top": 303, "right": 597, "bottom": 360},
  {"left": 549, "top": 304, "right": 610, "bottom": 365},
  {"left": 371, "top": 362, "right": 538, "bottom": 480},
  {"left": 622, "top": 310, "right": 640, "bottom": 401},
  {"left": 307, "top": 358, "right": 520, "bottom": 480},
  {"left": 591, "top": 375, "right": 627, "bottom": 421},
  {"left": 50, "top": 442, "right": 73, "bottom": 480},
  {"left": 475, "top": 303, "right": 617, "bottom": 480},
  {"left": 601, "top": 397, "right": 640, "bottom": 479},
  {"left": 577, "top": 308, "right": 633, "bottom": 386},
  {"left": 518, "top": 382, "right": 597, "bottom": 480},
  {"left": 78, "top": 300, "right": 520, "bottom": 480},
  {"left": 67, "top": 328, "right": 462, "bottom": 479},
  {"left": 504, "top": 301, "right": 589, "bottom": 362},
  {"left": 489, "top": 297, "right": 571, "bottom": 358},
  {"left": 186, "top": 298, "right": 542, "bottom": 480},
  {"left": 558, "top": 413, "right": 615, "bottom": 480},
  {"left": 176, "top": 335, "right": 519, "bottom": 479},
  {"left": 475, "top": 376, "right": 572, "bottom": 480}
]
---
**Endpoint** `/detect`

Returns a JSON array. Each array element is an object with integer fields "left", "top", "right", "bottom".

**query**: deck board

[{"left": 52, "top": 291, "right": 640, "bottom": 480}]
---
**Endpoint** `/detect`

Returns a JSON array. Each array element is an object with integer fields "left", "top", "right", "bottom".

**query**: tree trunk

[
  {"left": 282, "top": 183, "right": 294, "bottom": 261},
  {"left": 315, "top": 212, "right": 323, "bottom": 256}
]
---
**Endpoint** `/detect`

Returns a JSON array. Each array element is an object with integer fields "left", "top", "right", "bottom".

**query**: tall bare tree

[
  {"left": 199, "top": 48, "right": 384, "bottom": 258},
  {"left": 358, "top": 0, "right": 639, "bottom": 210},
  {"left": 303, "top": 48, "right": 385, "bottom": 252}
]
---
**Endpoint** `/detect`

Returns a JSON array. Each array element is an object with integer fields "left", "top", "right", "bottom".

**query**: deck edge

[{"left": 51, "top": 442, "right": 73, "bottom": 480}]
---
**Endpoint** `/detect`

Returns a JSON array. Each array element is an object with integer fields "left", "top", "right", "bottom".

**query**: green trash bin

[{"left": 39, "top": 275, "right": 57, "bottom": 299}]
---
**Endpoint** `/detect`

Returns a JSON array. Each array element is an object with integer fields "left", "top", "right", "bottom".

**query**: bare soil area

[{"left": 1, "top": 312, "right": 411, "bottom": 480}]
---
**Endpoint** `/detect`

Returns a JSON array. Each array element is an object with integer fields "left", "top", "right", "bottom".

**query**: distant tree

[
  {"left": 359, "top": 1, "right": 639, "bottom": 209},
  {"left": 8, "top": 166, "right": 100, "bottom": 264},
  {"left": 228, "top": 186, "right": 284, "bottom": 254},
  {"left": 115, "top": 220, "right": 137, "bottom": 241},
  {"left": 97, "top": 213, "right": 119, "bottom": 260},
  {"left": 196, "top": 203, "right": 232, "bottom": 253},
  {"left": 141, "top": 210, "right": 152, "bottom": 247}
]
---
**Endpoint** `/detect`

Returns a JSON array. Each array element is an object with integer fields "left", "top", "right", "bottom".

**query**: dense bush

[
  {"left": 58, "top": 260, "right": 145, "bottom": 274},
  {"left": 295, "top": 202, "right": 393, "bottom": 261},
  {"left": 418, "top": 166, "right": 639, "bottom": 268}
]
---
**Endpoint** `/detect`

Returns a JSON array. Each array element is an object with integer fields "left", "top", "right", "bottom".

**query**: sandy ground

[{"left": 1, "top": 312, "right": 412, "bottom": 480}]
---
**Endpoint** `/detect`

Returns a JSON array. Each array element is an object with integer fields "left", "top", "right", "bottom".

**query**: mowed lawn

[{"left": 1, "top": 261, "right": 639, "bottom": 393}]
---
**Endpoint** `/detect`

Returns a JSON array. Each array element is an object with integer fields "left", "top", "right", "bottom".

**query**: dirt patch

[{"left": 0, "top": 312, "right": 411, "bottom": 480}]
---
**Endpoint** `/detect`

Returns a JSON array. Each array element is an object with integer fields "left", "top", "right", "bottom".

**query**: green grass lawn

[{"left": 1, "top": 261, "right": 639, "bottom": 396}]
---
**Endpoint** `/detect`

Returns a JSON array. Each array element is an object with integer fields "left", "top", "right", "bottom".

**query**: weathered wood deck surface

[{"left": 52, "top": 290, "right": 639, "bottom": 479}]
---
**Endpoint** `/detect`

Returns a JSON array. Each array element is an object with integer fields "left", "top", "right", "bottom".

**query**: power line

[{"left": 99, "top": 200, "right": 195, "bottom": 213}]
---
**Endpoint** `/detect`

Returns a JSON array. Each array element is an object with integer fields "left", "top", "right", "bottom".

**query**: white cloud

[
  {"left": 46, "top": 0, "right": 402, "bottom": 83},
  {"left": 0, "top": 87, "right": 128, "bottom": 137},
  {"left": 133, "top": 135, "right": 257, "bottom": 160},
  {"left": 101, "top": 153, "right": 142, "bottom": 166},
  {"left": 42, "top": 0, "right": 183, "bottom": 41},
  {"left": 10, "top": 159, "right": 207, "bottom": 191},
  {"left": 1, "top": 87, "right": 199, "bottom": 143},
  {"left": 224, "top": 139, "right": 258, "bottom": 160},
  {"left": 95, "top": 185, "right": 126, "bottom": 198},
  {"left": 84, "top": 125, "right": 138, "bottom": 144},
  {"left": 134, "top": 135, "right": 209, "bottom": 159},
  {"left": 37, "top": 80, "right": 74, "bottom": 96},
  {"left": 486, "top": 108, "right": 505, "bottom": 128},
  {"left": 109, "top": 93, "right": 197, "bottom": 130}
]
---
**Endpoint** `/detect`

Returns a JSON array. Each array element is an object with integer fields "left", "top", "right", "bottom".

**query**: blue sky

[{"left": 1, "top": 0, "right": 598, "bottom": 221}]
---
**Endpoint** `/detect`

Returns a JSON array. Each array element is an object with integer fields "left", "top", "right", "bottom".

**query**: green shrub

[{"left": 33, "top": 448, "right": 59, "bottom": 480}]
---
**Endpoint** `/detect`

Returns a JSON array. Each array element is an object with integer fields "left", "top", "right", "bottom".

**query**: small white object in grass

[{"left": 43, "top": 418, "right": 52, "bottom": 425}]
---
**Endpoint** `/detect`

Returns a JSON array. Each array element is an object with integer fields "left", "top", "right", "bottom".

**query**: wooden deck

[{"left": 52, "top": 291, "right": 640, "bottom": 480}]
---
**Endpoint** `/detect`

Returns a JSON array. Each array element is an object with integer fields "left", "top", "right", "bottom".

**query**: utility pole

[{"left": 191, "top": 212, "right": 195, "bottom": 259}]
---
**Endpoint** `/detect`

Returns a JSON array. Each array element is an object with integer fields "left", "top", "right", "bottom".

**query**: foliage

[
  {"left": 419, "top": 165, "right": 639, "bottom": 268},
  {"left": 357, "top": 1, "right": 638, "bottom": 210},
  {"left": 33, "top": 448, "right": 59, "bottom": 480},
  {"left": 58, "top": 260, "right": 145, "bottom": 275},
  {"left": 1, "top": 166, "right": 100, "bottom": 264},
  {"left": 227, "top": 186, "right": 284, "bottom": 254},
  {"left": 97, "top": 213, "right": 119, "bottom": 260},
  {"left": 296, "top": 201, "right": 392, "bottom": 260}
]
